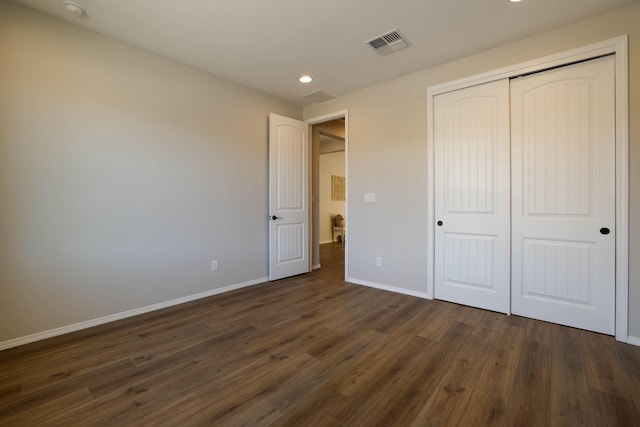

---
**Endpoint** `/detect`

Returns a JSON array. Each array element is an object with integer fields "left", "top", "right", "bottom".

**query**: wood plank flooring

[{"left": 1, "top": 242, "right": 639, "bottom": 425}]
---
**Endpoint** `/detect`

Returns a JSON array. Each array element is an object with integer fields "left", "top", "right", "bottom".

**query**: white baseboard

[
  {"left": 346, "top": 277, "right": 430, "bottom": 300},
  {"left": 319, "top": 240, "right": 334, "bottom": 245},
  {"left": 313, "top": 263, "right": 321, "bottom": 270},
  {"left": 0, "top": 277, "right": 268, "bottom": 351},
  {"left": 349, "top": 279, "right": 638, "bottom": 343},
  {"left": 627, "top": 336, "right": 640, "bottom": 347}
]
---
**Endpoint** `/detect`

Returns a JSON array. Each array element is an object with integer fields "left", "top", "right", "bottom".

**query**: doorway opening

[{"left": 308, "top": 112, "right": 347, "bottom": 277}]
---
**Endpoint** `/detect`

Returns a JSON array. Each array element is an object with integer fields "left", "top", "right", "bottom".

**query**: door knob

[
  {"left": 600, "top": 227, "right": 610, "bottom": 235},
  {"left": 271, "top": 215, "right": 281, "bottom": 220},
  {"left": 437, "top": 220, "right": 443, "bottom": 226}
]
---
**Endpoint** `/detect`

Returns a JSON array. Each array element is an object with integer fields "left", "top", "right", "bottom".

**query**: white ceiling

[{"left": 11, "top": 0, "right": 640, "bottom": 106}]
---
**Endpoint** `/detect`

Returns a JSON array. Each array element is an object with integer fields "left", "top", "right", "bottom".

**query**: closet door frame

[{"left": 426, "top": 35, "right": 629, "bottom": 343}]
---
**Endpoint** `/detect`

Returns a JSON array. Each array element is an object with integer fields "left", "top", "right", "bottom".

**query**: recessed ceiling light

[
  {"left": 299, "top": 75, "right": 313, "bottom": 83},
  {"left": 64, "top": 1, "right": 86, "bottom": 16}
]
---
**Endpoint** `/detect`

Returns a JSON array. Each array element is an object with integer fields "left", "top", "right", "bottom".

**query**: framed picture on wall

[{"left": 331, "top": 175, "right": 345, "bottom": 201}]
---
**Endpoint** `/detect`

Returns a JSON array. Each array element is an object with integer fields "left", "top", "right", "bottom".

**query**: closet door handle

[
  {"left": 437, "top": 220, "right": 443, "bottom": 226},
  {"left": 600, "top": 227, "right": 610, "bottom": 235}
]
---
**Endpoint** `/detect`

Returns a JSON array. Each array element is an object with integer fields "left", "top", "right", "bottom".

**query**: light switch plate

[{"left": 364, "top": 193, "right": 376, "bottom": 203}]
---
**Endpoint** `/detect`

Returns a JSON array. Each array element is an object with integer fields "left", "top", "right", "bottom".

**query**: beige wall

[
  {"left": 304, "top": 3, "right": 640, "bottom": 338},
  {"left": 0, "top": 2, "right": 300, "bottom": 343}
]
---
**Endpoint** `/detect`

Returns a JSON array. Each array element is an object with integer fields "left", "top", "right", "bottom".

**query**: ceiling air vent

[
  {"left": 304, "top": 90, "right": 335, "bottom": 103},
  {"left": 366, "top": 29, "right": 410, "bottom": 56}
]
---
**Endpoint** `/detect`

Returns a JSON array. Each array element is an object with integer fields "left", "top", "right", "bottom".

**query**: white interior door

[
  {"left": 434, "top": 79, "right": 511, "bottom": 314},
  {"left": 269, "top": 113, "right": 310, "bottom": 281},
  {"left": 510, "top": 56, "right": 616, "bottom": 334}
]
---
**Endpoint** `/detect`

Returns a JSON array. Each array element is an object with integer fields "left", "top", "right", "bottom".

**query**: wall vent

[
  {"left": 366, "top": 29, "right": 410, "bottom": 56},
  {"left": 304, "top": 90, "right": 335, "bottom": 103}
]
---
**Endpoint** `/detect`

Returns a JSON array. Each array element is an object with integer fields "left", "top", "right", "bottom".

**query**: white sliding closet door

[
  {"left": 434, "top": 79, "right": 511, "bottom": 314},
  {"left": 510, "top": 56, "right": 616, "bottom": 334}
]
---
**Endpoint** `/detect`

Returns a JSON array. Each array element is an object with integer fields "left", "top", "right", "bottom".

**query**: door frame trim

[
  {"left": 307, "top": 110, "right": 349, "bottom": 282},
  {"left": 426, "top": 35, "right": 629, "bottom": 342}
]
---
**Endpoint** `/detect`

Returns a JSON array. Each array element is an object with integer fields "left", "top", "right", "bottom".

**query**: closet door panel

[
  {"left": 434, "top": 79, "right": 510, "bottom": 314},
  {"left": 511, "top": 56, "right": 615, "bottom": 334}
]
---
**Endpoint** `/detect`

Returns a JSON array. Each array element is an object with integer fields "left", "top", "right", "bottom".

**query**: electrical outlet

[
  {"left": 211, "top": 260, "right": 218, "bottom": 271},
  {"left": 376, "top": 257, "right": 382, "bottom": 267}
]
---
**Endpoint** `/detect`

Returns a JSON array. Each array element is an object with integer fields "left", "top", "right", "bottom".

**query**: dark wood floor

[{"left": 1, "top": 243, "right": 640, "bottom": 426}]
